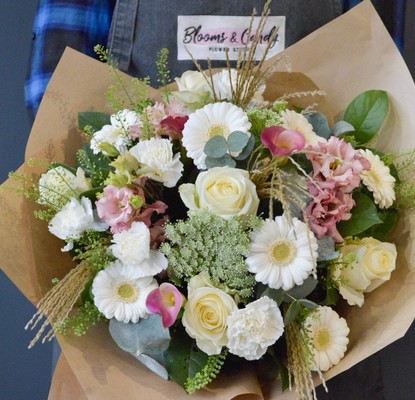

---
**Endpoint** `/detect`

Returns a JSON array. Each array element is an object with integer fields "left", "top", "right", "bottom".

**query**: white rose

[
  {"left": 227, "top": 296, "right": 284, "bottom": 360},
  {"left": 130, "top": 137, "right": 183, "bottom": 188},
  {"left": 179, "top": 166, "right": 259, "bottom": 219},
  {"left": 110, "top": 221, "right": 168, "bottom": 277},
  {"left": 48, "top": 197, "right": 107, "bottom": 244},
  {"left": 173, "top": 70, "right": 211, "bottom": 111},
  {"left": 38, "top": 166, "right": 91, "bottom": 209},
  {"left": 333, "top": 237, "right": 397, "bottom": 306},
  {"left": 182, "top": 273, "right": 237, "bottom": 355}
]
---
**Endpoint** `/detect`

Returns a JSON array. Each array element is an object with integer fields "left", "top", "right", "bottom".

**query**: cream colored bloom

[
  {"left": 359, "top": 149, "right": 396, "bottom": 209},
  {"left": 173, "top": 70, "right": 211, "bottom": 111},
  {"left": 179, "top": 166, "right": 259, "bottom": 219},
  {"left": 92, "top": 260, "right": 158, "bottom": 323},
  {"left": 182, "top": 102, "right": 251, "bottom": 170},
  {"left": 227, "top": 296, "right": 284, "bottom": 360},
  {"left": 282, "top": 109, "right": 326, "bottom": 146},
  {"left": 182, "top": 272, "right": 237, "bottom": 355},
  {"left": 333, "top": 237, "right": 397, "bottom": 306},
  {"left": 304, "top": 306, "right": 350, "bottom": 372},
  {"left": 246, "top": 216, "right": 318, "bottom": 291}
]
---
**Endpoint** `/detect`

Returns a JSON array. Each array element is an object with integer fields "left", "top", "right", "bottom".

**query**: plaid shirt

[{"left": 25, "top": 0, "right": 115, "bottom": 119}]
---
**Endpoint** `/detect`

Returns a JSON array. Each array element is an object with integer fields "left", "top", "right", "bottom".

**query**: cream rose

[
  {"left": 333, "top": 237, "right": 397, "bottom": 306},
  {"left": 179, "top": 166, "right": 259, "bottom": 219},
  {"left": 173, "top": 70, "right": 211, "bottom": 111},
  {"left": 182, "top": 272, "right": 237, "bottom": 355}
]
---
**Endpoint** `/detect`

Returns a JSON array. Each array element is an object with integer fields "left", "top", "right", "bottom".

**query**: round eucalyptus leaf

[{"left": 203, "top": 136, "right": 227, "bottom": 158}]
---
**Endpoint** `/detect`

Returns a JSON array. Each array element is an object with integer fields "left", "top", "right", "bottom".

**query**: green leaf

[
  {"left": 343, "top": 90, "right": 389, "bottom": 144},
  {"left": 317, "top": 236, "right": 339, "bottom": 262},
  {"left": 227, "top": 131, "right": 249, "bottom": 152},
  {"left": 284, "top": 301, "right": 301, "bottom": 325},
  {"left": 234, "top": 135, "right": 256, "bottom": 161},
  {"left": 203, "top": 136, "right": 227, "bottom": 158},
  {"left": 205, "top": 154, "right": 236, "bottom": 169},
  {"left": 78, "top": 112, "right": 111, "bottom": 133},
  {"left": 79, "top": 186, "right": 106, "bottom": 202},
  {"left": 305, "top": 112, "right": 330, "bottom": 140},
  {"left": 337, "top": 191, "right": 383, "bottom": 237},
  {"left": 164, "top": 326, "right": 209, "bottom": 388},
  {"left": 283, "top": 276, "right": 318, "bottom": 302},
  {"left": 261, "top": 287, "right": 284, "bottom": 305},
  {"left": 298, "top": 299, "right": 318, "bottom": 309},
  {"left": 366, "top": 209, "right": 399, "bottom": 241},
  {"left": 331, "top": 120, "right": 355, "bottom": 137}
]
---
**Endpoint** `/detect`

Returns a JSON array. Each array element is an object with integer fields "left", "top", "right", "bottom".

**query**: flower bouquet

[{"left": 2, "top": 1, "right": 415, "bottom": 399}]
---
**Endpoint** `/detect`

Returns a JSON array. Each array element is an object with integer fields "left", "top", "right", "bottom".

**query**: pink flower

[
  {"left": 146, "top": 102, "right": 167, "bottom": 132},
  {"left": 261, "top": 126, "right": 305, "bottom": 156},
  {"left": 146, "top": 283, "right": 184, "bottom": 327},
  {"left": 306, "top": 189, "right": 354, "bottom": 243},
  {"left": 165, "top": 98, "right": 188, "bottom": 117},
  {"left": 96, "top": 185, "right": 137, "bottom": 233},
  {"left": 306, "top": 137, "right": 369, "bottom": 193},
  {"left": 160, "top": 115, "right": 189, "bottom": 141}
]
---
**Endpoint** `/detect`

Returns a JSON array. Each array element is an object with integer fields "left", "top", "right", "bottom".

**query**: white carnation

[
  {"left": 110, "top": 221, "right": 168, "bottom": 277},
  {"left": 227, "top": 296, "right": 284, "bottom": 360},
  {"left": 130, "top": 137, "right": 183, "bottom": 188}
]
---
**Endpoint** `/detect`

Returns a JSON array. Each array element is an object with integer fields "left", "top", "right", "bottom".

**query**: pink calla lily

[
  {"left": 261, "top": 126, "right": 306, "bottom": 156},
  {"left": 146, "top": 283, "right": 184, "bottom": 328}
]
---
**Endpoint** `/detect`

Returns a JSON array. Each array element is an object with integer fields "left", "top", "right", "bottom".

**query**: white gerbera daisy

[
  {"left": 304, "top": 306, "right": 350, "bottom": 372},
  {"left": 246, "top": 216, "right": 318, "bottom": 291},
  {"left": 182, "top": 102, "right": 251, "bottom": 170},
  {"left": 282, "top": 109, "right": 326, "bottom": 146},
  {"left": 359, "top": 149, "right": 396, "bottom": 209},
  {"left": 92, "top": 260, "right": 158, "bottom": 323}
]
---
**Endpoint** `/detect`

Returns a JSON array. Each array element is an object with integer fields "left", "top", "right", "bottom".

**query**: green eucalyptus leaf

[
  {"left": 227, "top": 131, "right": 249, "bottom": 152},
  {"left": 305, "top": 112, "right": 331, "bottom": 140},
  {"left": 298, "top": 299, "right": 318, "bottom": 309},
  {"left": 283, "top": 276, "right": 318, "bottom": 302},
  {"left": 205, "top": 154, "right": 236, "bottom": 169},
  {"left": 234, "top": 135, "right": 256, "bottom": 161},
  {"left": 343, "top": 90, "right": 389, "bottom": 144},
  {"left": 78, "top": 111, "right": 111, "bottom": 134},
  {"left": 284, "top": 301, "right": 301, "bottom": 325},
  {"left": 203, "top": 136, "right": 227, "bottom": 158},
  {"left": 337, "top": 191, "right": 383, "bottom": 237},
  {"left": 317, "top": 236, "right": 339, "bottom": 262},
  {"left": 261, "top": 287, "right": 284, "bottom": 305},
  {"left": 331, "top": 120, "right": 355, "bottom": 137}
]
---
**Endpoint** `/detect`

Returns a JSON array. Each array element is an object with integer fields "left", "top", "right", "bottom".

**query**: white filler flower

[
  {"left": 110, "top": 221, "right": 168, "bottom": 277},
  {"left": 304, "top": 306, "right": 350, "bottom": 372},
  {"left": 182, "top": 102, "right": 251, "bottom": 170},
  {"left": 92, "top": 260, "right": 158, "bottom": 323},
  {"left": 227, "top": 296, "right": 284, "bottom": 360},
  {"left": 129, "top": 137, "right": 183, "bottom": 188},
  {"left": 246, "top": 216, "right": 318, "bottom": 291},
  {"left": 359, "top": 148, "right": 396, "bottom": 209}
]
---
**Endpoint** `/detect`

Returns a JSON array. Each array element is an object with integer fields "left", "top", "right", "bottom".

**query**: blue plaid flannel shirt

[{"left": 25, "top": 0, "right": 115, "bottom": 119}]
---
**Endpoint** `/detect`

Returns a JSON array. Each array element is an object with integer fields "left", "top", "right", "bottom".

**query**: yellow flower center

[
  {"left": 115, "top": 282, "right": 138, "bottom": 303},
  {"left": 208, "top": 123, "right": 229, "bottom": 138},
  {"left": 314, "top": 327, "right": 331, "bottom": 351},
  {"left": 270, "top": 240, "right": 296, "bottom": 265}
]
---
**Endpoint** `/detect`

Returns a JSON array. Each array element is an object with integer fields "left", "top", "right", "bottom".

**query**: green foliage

[
  {"left": 247, "top": 106, "right": 283, "bottom": 137},
  {"left": 161, "top": 211, "right": 260, "bottom": 301},
  {"left": 304, "top": 112, "right": 330, "bottom": 140},
  {"left": 343, "top": 90, "right": 389, "bottom": 145},
  {"left": 55, "top": 301, "right": 104, "bottom": 336},
  {"left": 78, "top": 112, "right": 111, "bottom": 135},
  {"left": 156, "top": 48, "right": 171, "bottom": 98},
  {"left": 337, "top": 191, "right": 383, "bottom": 237}
]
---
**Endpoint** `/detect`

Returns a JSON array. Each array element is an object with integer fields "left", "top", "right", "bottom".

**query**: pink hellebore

[
  {"left": 146, "top": 283, "right": 184, "bottom": 328},
  {"left": 261, "top": 126, "right": 305, "bottom": 157}
]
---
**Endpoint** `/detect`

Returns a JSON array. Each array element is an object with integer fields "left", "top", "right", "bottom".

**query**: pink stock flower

[
  {"left": 306, "top": 189, "right": 355, "bottom": 243},
  {"left": 261, "top": 126, "right": 306, "bottom": 157},
  {"left": 96, "top": 185, "right": 137, "bottom": 233},
  {"left": 165, "top": 98, "right": 188, "bottom": 117},
  {"left": 307, "top": 137, "right": 369, "bottom": 193},
  {"left": 146, "top": 283, "right": 184, "bottom": 327}
]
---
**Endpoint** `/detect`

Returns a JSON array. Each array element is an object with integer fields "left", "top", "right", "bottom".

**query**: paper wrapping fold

[{"left": 1, "top": 0, "right": 415, "bottom": 399}]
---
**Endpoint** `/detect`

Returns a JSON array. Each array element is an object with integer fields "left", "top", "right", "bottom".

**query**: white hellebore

[
  {"left": 92, "top": 260, "right": 158, "bottom": 323},
  {"left": 109, "top": 221, "right": 168, "bottom": 278},
  {"left": 48, "top": 197, "right": 108, "bottom": 250},
  {"left": 182, "top": 102, "right": 251, "bottom": 170},
  {"left": 304, "top": 306, "right": 350, "bottom": 372},
  {"left": 91, "top": 109, "right": 140, "bottom": 156},
  {"left": 333, "top": 237, "right": 397, "bottom": 307},
  {"left": 359, "top": 148, "right": 396, "bottom": 209},
  {"left": 246, "top": 215, "right": 318, "bottom": 291},
  {"left": 182, "top": 272, "right": 238, "bottom": 355},
  {"left": 179, "top": 166, "right": 259, "bottom": 219},
  {"left": 227, "top": 296, "right": 284, "bottom": 360},
  {"left": 38, "top": 166, "right": 91, "bottom": 209},
  {"left": 129, "top": 137, "right": 183, "bottom": 188}
]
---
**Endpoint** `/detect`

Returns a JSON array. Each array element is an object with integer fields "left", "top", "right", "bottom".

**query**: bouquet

[{"left": 2, "top": 1, "right": 415, "bottom": 399}]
